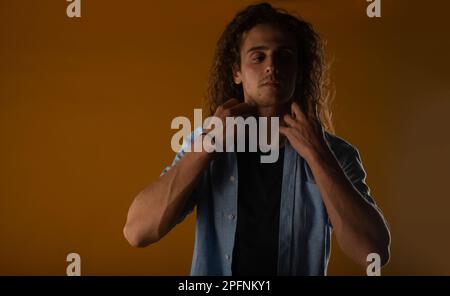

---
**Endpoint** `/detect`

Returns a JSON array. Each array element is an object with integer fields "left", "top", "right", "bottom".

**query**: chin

[{"left": 255, "top": 95, "right": 290, "bottom": 107}]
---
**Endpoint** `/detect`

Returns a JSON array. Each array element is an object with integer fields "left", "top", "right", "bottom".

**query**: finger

[
  {"left": 306, "top": 97, "right": 318, "bottom": 120},
  {"left": 279, "top": 126, "right": 293, "bottom": 139},
  {"left": 283, "top": 113, "right": 298, "bottom": 127},
  {"left": 291, "top": 101, "right": 306, "bottom": 121},
  {"left": 222, "top": 98, "right": 240, "bottom": 109},
  {"left": 240, "top": 112, "right": 257, "bottom": 119}
]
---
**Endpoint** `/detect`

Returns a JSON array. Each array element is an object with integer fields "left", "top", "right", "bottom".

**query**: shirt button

[
  {"left": 227, "top": 214, "right": 235, "bottom": 220},
  {"left": 229, "top": 175, "right": 235, "bottom": 182},
  {"left": 225, "top": 254, "right": 231, "bottom": 260}
]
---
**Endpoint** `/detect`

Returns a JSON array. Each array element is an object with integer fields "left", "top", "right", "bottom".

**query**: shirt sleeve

[
  {"left": 338, "top": 145, "right": 375, "bottom": 206},
  {"left": 159, "top": 127, "right": 209, "bottom": 225},
  {"left": 325, "top": 133, "right": 379, "bottom": 229}
]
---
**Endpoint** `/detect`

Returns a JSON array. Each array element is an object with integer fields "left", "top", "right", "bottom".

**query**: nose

[{"left": 264, "top": 56, "right": 279, "bottom": 75}]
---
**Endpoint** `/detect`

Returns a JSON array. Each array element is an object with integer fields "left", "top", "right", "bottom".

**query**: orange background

[{"left": 1, "top": 0, "right": 449, "bottom": 275}]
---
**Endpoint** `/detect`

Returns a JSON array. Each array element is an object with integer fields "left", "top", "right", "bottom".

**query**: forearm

[
  {"left": 124, "top": 138, "right": 214, "bottom": 247},
  {"left": 305, "top": 147, "right": 391, "bottom": 267}
]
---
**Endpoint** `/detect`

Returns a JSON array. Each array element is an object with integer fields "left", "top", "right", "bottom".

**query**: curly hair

[{"left": 205, "top": 2, "right": 334, "bottom": 133}]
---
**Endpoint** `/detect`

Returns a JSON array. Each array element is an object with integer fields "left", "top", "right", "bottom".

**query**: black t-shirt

[{"left": 232, "top": 147, "right": 285, "bottom": 276}]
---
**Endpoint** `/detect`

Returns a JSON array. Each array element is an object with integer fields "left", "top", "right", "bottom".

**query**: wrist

[{"left": 304, "top": 141, "right": 334, "bottom": 167}]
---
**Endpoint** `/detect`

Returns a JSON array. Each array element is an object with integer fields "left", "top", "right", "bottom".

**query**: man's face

[{"left": 233, "top": 24, "right": 298, "bottom": 108}]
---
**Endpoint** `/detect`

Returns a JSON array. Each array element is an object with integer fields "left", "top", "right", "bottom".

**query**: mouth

[{"left": 262, "top": 80, "right": 281, "bottom": 88}]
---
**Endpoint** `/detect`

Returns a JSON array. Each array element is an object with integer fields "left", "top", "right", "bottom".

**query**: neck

[
  {"left": 255, "top": 102, "right": 290, "bottom": 118},
  {"left": 254, "top": 102, "right": 290, "bottom": 148}
]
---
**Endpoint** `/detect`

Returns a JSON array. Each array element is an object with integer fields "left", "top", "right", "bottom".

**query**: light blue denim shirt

[{"left": 161, "top": 127, "right": 375, "bottom": 276}]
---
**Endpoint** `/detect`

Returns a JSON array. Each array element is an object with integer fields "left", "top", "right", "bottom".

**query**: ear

[{"left": 232, "top": 64, "right": 242, "bottom": 84}]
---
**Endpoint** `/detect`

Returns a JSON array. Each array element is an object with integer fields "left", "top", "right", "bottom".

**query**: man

[{"left": 123, "top": 3, "right": 391, "bottom": 275}]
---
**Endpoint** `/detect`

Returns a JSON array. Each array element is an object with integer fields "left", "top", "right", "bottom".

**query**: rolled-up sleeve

[
  {"left": 325, "top": 134, "right": 379, "bottom": 228},
  {"left": 338, "top": 145, "right": 375, "bottom": 206},
  {"left": 159, "top": 127, "right": 209, "bottom": 225}
]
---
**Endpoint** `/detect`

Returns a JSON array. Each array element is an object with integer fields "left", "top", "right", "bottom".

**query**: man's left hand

[{"left": 279, "top": 101, "right": 329, "bottom": 162}]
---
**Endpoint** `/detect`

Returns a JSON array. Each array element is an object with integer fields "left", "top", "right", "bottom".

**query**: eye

[
  {"left": 252, "top": 53, "right": 265, "bottom": 63},
  {"left": 278, "top": 50, "right": 295, "bottom": 62}
]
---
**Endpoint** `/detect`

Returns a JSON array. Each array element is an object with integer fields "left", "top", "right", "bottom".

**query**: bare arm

[
  {"left": 306, "top": 145, "right": 390, "bottom": 267},
  {"left": 280, "top": 102, "right": 390, "bottom": 267},
  {"left": 124, "top": 98, "right": 255, "bottom": 248},
  {"left": 123, "top": 138, "right": 213, "bottom": 248}
]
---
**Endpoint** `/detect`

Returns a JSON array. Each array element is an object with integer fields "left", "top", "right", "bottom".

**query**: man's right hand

[{"left": 203, "top": 98, "right": 256, "bottom": 150}]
